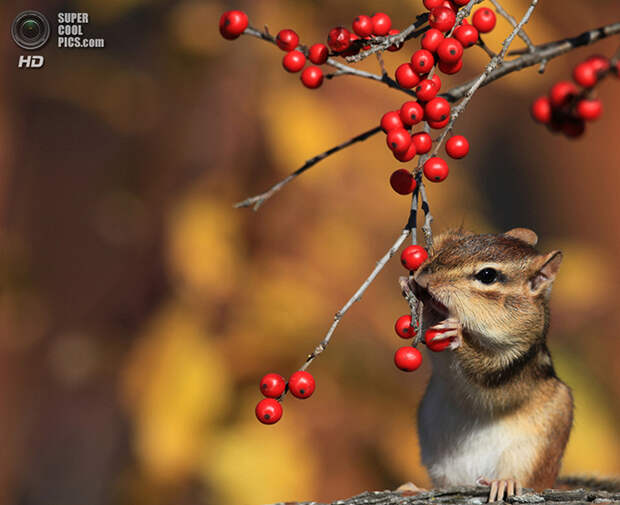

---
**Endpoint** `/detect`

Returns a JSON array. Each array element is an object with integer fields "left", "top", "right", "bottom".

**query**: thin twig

[
  {"left": 431, "top": 0, "right": 540, "bottom": 156},
  {"left": 489, "top": 0, "right": 536, "bottom": 52},
  {"left": 234, "top": 126, "right": 381, "bottom": 210},
  {"left": 299, "top": 227, "right": 411, "bottom": 371},
  {"left": 477, "top": 37, "right": 498, "bottom": 58}
]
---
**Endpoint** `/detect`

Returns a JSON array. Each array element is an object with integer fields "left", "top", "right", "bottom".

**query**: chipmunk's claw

[
  {"left": 394, "top": 482, "right": 426, "bottom": 496},
  {"left": 477, "top": 477, "right": 522, "bottom": 502},
  {"left": 429, "top": 318, "right": 463, "bottom": 350}
]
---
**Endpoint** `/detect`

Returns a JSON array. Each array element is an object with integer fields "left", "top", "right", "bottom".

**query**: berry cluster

[
  {"left": 381, "top": 2, "right": 495, "bottom": 194},
  {"left": 255, "top": 370, "right": 315, "bottom": 425},
  {"left": 530, "top": 54, "right": 619, "bottom": 138},
  {"left": 392, "top": 245, "right": 457, "bottom": 371}
]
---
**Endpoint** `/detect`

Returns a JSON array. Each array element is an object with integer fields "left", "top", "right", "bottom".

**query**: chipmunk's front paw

[
  {"left": 394, "top": 482, "right": 426, "bottom": 496},
  {"left": 477, "top": 477, "right": 522, "bottom": 502},
  {"left": 429, "top": 318, "right": 463, "bottom": 350}
]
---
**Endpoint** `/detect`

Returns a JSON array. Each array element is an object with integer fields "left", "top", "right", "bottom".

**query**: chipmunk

[{"left": 403, "top": 227, "right": 574, "bottom": 502}]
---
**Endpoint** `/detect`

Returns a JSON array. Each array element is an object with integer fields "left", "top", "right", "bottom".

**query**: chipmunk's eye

[{"left": 475, "top": 267, "right": 498, "bottom": 284}]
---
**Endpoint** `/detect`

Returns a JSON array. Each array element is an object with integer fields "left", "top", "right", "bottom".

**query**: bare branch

[
  {"left": 234, "top": 126, "right": 381, "bottom": 210},
  {"left": 442, "top": 21, "right": 620, "bottom": 102},
  {"left": 299, "top": 227, "right": 411, "bottom": 371},
  {"left": 489, "top": 0, "right": 536, "bottom": 53}
]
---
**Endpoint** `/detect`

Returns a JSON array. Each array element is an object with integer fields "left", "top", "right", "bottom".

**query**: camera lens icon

[{"left": 11, "top": 11, "right": 50, "bottom": 50}]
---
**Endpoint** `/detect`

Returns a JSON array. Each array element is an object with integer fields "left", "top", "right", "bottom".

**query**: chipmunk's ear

[
  {"left": 530, "top": 251, "right": 562, "bottom": 295},
  {"left": 504, "top": 227, "right": 538, "bottom": 246}
]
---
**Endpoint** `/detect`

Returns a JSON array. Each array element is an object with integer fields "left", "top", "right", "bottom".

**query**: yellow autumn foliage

[{"left": 122, "top": 303, "right": 231, "bottom": 481}]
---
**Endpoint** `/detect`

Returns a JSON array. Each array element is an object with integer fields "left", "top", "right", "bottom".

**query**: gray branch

[{"left": 268, "top": 486, "right": 620, "bottom": 505}]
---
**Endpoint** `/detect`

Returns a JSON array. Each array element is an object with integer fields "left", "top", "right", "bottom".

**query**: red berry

[
  {"left": 561, "top": 117, "right": 585, "bottom": 138},
  {"left": 352, "top": 14, "right": 373, "bottom": 37},
  {"left": 260, "top": 373, "right": 286, "bottom": 398},
  {"left": 411, "top": 49, "right": 435, "bottom": 74},
  {"left": 282, "top": 50, "right": 306, "bottom": 73},
  {"left": 395, "top": 63, "right": 421, "bottom": 88},
  {"left": 421, "top": 28, "right": 445, "bottom": 52},
  {"left": 454, "top": 24, "right": 479, "bottom": 48},
  {"left": 412, "top": 132, "right": 432, "bottom": 154},
  {"left": 327, "top": 26, "right": 351, "bottom": 52},
  {"left": 549, "top": 81, "right": 578, "bottom": 107},
  {"left": 394, "top": 142, "right": 418, "bottom": 162},
  {"left": 438, "top": 58, "right": 463, "bottom": 74},
  {"left": 394, "top": 346, "right": 423, "bottom": 371},
  {"left": 400, "top": 101, "right": 424, "bottom": 126},
  {"left": 425, "top": 329, "right": 451, "bottom": 352},
  {"left": 424, "top": 97, "right": 450, "bottom": 122},
  {"left": 437, "top": 37, "right": 463, "bottom": 64},
  {"left": 255, "top": 398, "right": 283, "bottom": 424},
  {"left": 387, "top": 29, "right": 401, "bottom": 52},
  {"left": 289, "top": 370, "right": 315, "bottom": 399},
  {"left": 423, "top": 156, "right": 449, "bottom": 182},
  {"left": 575, "top": 98, "right": 602, "bottom": 121},
  {"left": 371, "top": 12, "right": 392, "bottom": 36},
  {"left": 380, "top": 110, "right": 404, "bottom": 132},
  {"left": 219, "top": 10, "right": 248, "bottom": 40},
  {"left": 531, "top": 96, "right": 552, "bottom": 124},
  {"left": 572, "top": 61, "right": 597, "bottom": 88},
  {"left": 423, "top": 0, "right": 443, "bottom": 9},
  {"left": 308, "top": 43, "right": 329, "bottom": 64},
  {"left": 587, "top": 55, "right": 610, "bottom": 74},
  {"left": 386, "top": 128, "right": 412, "bottom": 154},
  {"left": 401, "top": 244, "right": 428, "bottom": 270},
  {"left": 416, "top": 79, "right": 438, "bottom": 101},
  {"left": 341, "top": 33, "right": 360, "bottom": 57},
  {"left": 472, "top": 8, "right": 496, "bottom": 33},
  {"left": 301, "top": 66, "right": 324, "bottom": 89},
  {"left": 390, "top": 169, "right": 417, "bottom": 195},
  {"left": 395, "top": 315, "right": 417, "bottom": 338},
  {"left": 441, "top": 0, "right": 458, "bottom": 13},
  {"left": 453, "top": 0, "right": 471, "bottom": 5},
  {"left": 445, "top": 135, "right": 469, "bottom": 159},
  {"left": 430, "top": 74, "right": 442, "bottom": 90},
  {"left": 429, "top": 7, "right": 456, "bottom": 32},
  {"left": 276, "top": 29, "right": 299, "bottom": 51},
  {"left": 428, "top": 117, "right": 450, "bottom": 129}
]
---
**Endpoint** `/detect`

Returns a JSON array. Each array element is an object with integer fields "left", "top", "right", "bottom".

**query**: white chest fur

[{"left": 417, "top": 356, "right": 538, "bottom": 485}]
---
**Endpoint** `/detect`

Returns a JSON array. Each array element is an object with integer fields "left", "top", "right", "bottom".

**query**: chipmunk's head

[{"left": 412, "top": 228, "right": 562, "bottom": 348}]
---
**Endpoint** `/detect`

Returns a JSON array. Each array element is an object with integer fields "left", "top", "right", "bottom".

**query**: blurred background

[{"left": 0, "top": 0, "right": 619, "bottom": 504}]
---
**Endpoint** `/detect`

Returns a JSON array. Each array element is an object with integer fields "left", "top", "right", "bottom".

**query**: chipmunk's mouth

[{"left": 411, "top": 281, "right": 449, "bottom": 319}]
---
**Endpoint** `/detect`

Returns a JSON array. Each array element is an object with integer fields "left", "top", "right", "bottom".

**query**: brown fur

[{"left": 414, "top": 228, "right": 574, "bottom": 488}]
